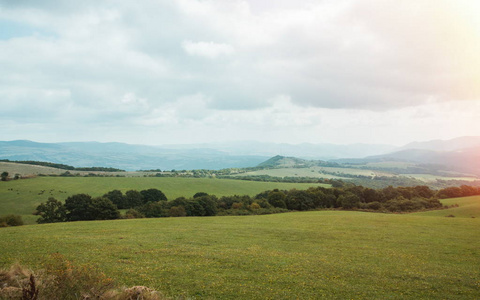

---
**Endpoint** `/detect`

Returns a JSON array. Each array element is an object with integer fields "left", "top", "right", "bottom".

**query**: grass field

[
  {"left": 0, "top": 177, "right": 328, "bottom": 224},
  {"left": 239, "top": 166, "right": 394, "bottom": 179},
  {"left": 403, "top": 173, "right": 479, "bottom": 182},
  {"left": 0, "top": 196, "right": 479, "bottom": 299},
  {"left": 346, "top": 161, "right": 416, "bottom": 169},
  {"left": 0, "top": 162, "right": 153, "bottom": 177}
]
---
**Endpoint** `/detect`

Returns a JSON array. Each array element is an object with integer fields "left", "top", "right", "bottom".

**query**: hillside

[
  {"left": 257, "top": 155, "right": 314, "bottom": 168},
  {"left": 0, "top": 176, "right": 328, "bottom": 224},
  {"left": 0, "top": 198, "right": 478, "bottom": 299},
  {"left": 399, "top": 136, "right": 480, "bottom": 152},
  {"left": 359, "top": 147, "right": 480, "bottom": 176}
]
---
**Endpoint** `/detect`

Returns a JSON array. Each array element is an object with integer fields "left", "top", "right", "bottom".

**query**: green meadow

[
  {"left": 0, "top": 197, "right": 479, "bottom": 299},
  {"left": 238, "top": 166, "right": 393, "bottom": 179},
  {"left": 0, "top": 177, "right": 328, "bottom": 224}
]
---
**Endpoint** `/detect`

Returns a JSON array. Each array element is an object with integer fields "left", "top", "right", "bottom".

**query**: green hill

[
  {"left": 257, "top": 155, "right": 318, "bottom": 168},
  {"left": 0, "top": 198, "right": 478, "bottom": 299}
]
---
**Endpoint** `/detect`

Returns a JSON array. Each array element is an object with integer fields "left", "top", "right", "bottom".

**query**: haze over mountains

[{"left": 0, "top": 137, "right": 479, "bottom": 174}]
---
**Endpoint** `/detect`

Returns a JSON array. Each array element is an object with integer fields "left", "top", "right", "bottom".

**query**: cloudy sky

[{"left": 1, "top": 0, "right": 479, "bottom": 146}]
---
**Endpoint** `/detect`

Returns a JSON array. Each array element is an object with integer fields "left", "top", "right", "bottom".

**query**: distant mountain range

[
  {"left": 0, "top": 137, "right": 479, "bottom": 173},
  {"left": 0, "top": 140, "right": 268, "bottom": 171}
]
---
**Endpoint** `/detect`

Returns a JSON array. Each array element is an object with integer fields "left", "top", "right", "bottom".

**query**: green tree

[
  {"left": 337, "top": 193, "right": 361, "bottom": 209},
  {"left": 140, "top": 188, "right": 167, "bottom": 203},
  {"left": 125, "top": 190, "right": 144, "bottom": 208},
  {"left": 267, "top": 191, "right": 287, "bottom": 209},
  {"left": 285, "top": 190, "right": 315, "bottom": 211},
  {"left": 1, "top": 171, "right": 8, "bottom": 181},
  {"left": 90, "top": 197, "right": 120, "bottom": 220},
  {"left": 103, "top": 190, "right": 127, "bottom": 209},
  {"left": 193, "top": 192, "right": 208, "bottom": 198},
  {"left": 196, "top": 195, "right": 218, "bottom": 216},
  {"left": 64, "top": 194, "right": 94, "bottom": 221},
  {"left": 35, "top": 197, "right": 66, "bottom": 223}
]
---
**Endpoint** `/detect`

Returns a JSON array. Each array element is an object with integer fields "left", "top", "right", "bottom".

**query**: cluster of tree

[
  {"left": 436, "top": 185, "right": 480, "bottom": 198},
  {"left": 35, "top": 188, "right": 167, "bottom": 223},
  {"left": 253, "top": 185, "right": 443, "bottom": 212},
  {"left": 54, "top": 171, "right": 126, "bottom": 178},
  {"left": 36, "top": 183, "right": 474, "bottom": 224},
  {"left": 0, "top": 172, "right": 21, "bottom": 181}
]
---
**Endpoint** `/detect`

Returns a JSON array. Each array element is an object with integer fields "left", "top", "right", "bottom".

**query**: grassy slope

[
  {"left": 0, "top": 177, "right": 327, "bottom": 224},
  {"left": 0, "top": 198, "right": 479, "bottom": 299},
  {"left": 413, "top": 195, "right": 480, "bottom": 218},
  {"left": 239, "top": 166, "right": 393, "bottom": 179}
]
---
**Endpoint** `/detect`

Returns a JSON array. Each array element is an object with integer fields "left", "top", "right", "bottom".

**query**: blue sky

[{"left": 1, "top": 0, "right": 479, "bottom": 146}]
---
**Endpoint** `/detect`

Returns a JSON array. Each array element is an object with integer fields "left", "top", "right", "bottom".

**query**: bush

[
  {"left": 0, "top": 214, "right": 24, "bottom": 227},
  {"left": 267, "top": 191, "right": 287, "bottom": 209},
  {"left": 124, "top": 209, "right": 145, "bottom": 219},
  {"left": 364, "top": 201, "right": 383, "bottom": 210},
  {"left": 337, "top": 193, "right": 361, "bottom": 209},
  {"left": 41, "top": 253, "right": 116, "bottom": 300},
  {"left": 169, "top": 206, "right": 187, "bottom": 217},
  {"left": 0, "top": 259, "right": 167, "bottom": 300}
]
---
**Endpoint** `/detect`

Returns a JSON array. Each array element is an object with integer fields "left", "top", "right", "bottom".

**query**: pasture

[
  {"left": 0, "top": 196, "right": 479, "bottom": 299},
  {"left": 0, "top": 177, "right": 328, "bottom": 224},
  {"left": 239, "top": 166, "right": 394, "bottom": 179}
]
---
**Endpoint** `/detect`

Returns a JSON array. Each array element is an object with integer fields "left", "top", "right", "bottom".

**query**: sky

[{"left": 1, "top": 0, "right": 479, "bottom": 146}]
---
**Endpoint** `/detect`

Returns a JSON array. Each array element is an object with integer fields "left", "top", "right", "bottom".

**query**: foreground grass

[
  {"left": 0, "top": 177, "right": 327, "bottom": 224},
  {"left": 1, "top": 198, "right": 479, "bottom": 299}
]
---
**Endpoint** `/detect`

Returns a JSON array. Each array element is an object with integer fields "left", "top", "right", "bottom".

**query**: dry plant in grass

[{"left": 0, "top": 256, "right": 169, "bottom": 300}]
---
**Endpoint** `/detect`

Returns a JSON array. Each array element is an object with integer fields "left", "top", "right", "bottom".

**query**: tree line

[{"left": 34, "top": 184, "right": 480, "bottom": 224}]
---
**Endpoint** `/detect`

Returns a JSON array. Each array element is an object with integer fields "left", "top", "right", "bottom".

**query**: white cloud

[
  {"left": 182, "top": 40, "right": 234, "bottom": 59},
  {"left": 0, "top": 0, "right": 479, "bottom": 145}
]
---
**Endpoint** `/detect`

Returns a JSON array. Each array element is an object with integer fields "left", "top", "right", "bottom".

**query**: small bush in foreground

[
  {"left": 0, "top": 215, "right": 23, "bottom": 227},
  {"left": 0, "top": 254, "right": 168, "bottom": 300}
]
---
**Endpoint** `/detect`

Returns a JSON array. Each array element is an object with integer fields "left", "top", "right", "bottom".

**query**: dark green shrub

[
  {"left": 193, "top": 192, "right": 208, "bottom": 198},
  {"left": 267, "top": 191, "right": 287, "bottom": 208},
  {"left": 169, "top": 206, "right": 187, "bottom": 217},
  {"left": 364, "top": 201, "right": 382, "bottom": 210},
  {"left": 124, "top": 209, "right": 145, "bottom": 219},
  {"left": 90, "top": 197, "right": 120, "bottom": 220},
  {"left": 35, "top": 197, "right": 66, "bottom": 223},
  {"left": 137, "top": 201, "right": 168, "bottom": 218},
  {"left": 125, "top": 190, "right": 144, "bottom": 208},
  {"left": 140, "top": 188, "right": 167, "bottom": 202},
  {"left": 337, "top": 193, "right": 361, "bottom": 209},
  {"left": 103, "top": 190, "right": 127, "bottom": 209},
  {"left": 0, "top": 214, "right": 24, "bottom": 227}
]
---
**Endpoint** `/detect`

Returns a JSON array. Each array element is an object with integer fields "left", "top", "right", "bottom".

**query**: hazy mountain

[
  {"left": 339, "top": 146, "right": 480, "bottom": 176},
  {"left": 0, "top": 140, "right": 268, "bottom": 171},
  {"left": 398, "top": 136, "right": 480, "bottom": 152},
  {"left": 2, "top": 137, "right": 479, "bottom": 173}
]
